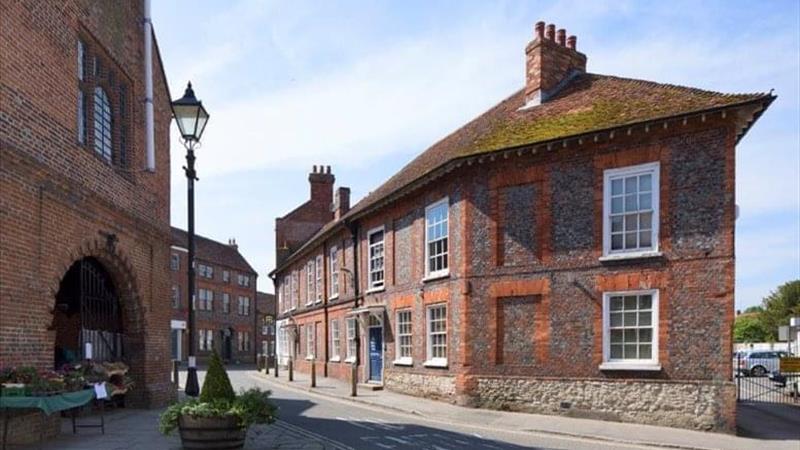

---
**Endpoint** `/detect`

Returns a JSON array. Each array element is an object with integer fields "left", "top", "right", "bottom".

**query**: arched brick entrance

[{"left": 49, "top": 238, "right": 146, "bottom": 403}]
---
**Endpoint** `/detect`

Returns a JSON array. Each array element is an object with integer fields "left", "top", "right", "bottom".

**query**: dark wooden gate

[{"left": 79, "top": 258, "right": 123, "bottom": 362}]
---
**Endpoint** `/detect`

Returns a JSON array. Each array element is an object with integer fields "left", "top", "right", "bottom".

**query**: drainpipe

[{"left": 143, "top": 0, "right": 155, "bottom": 171}]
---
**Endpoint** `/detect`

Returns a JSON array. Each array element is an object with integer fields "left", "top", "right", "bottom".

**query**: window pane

[
  {"left": 624, "top": 177, "right": 637, "bottom": 194},
  {"left": 624, "top": 214, "right": 638, "bottom": 232},
  {"left": 640, "top": 212, "right": 652, "bottom": 230},
  {"left": 610, "top": 344, "right": 623, "bottom": 359},
  {"left": 611, "top": 234, "right": 623, "bottom": 250},
  {"left": 624, "top": 329, "right": 637, "bottom": 343},
  {"left": 610, "top": 312, "right": 622, "bottom": 327},
  {"left": 623, "top": 296, "right": 637, "bottom": 310},
  {"left": 623, "top": 312, "right": 637, "bottom": 327},
  {"left": 639, "top": 231, "right": 652, "bottom": 247},
  {"left": 639, "top": 174, "right": 652, "bottom": 191},
  {"left": 611, "top": 179, "right": 623, "bottom": 195},
  {"left": 611, "top": 197, "right": 623, "bottom": 214},
  {"left": 640, "top": 193, "right": 652, "bottom": 210},
  {"left": 624, "top": 344, "right": 637, "bottom": 358},
  {"left": 611, "top": 216, "right": 623, "bottom": 232},
  {"left": 624, "top": 194, "right": 638, "bottom": 212},
  {"left": 638, "top": 328, "right": 652, "bottom": 343},
  {"left": 624, "top": 232, "right": 637, "bottom": 248},
  {"left": 639, "top": 344, "right": 652, "bottom": 359},
  {"left": 638, "top": 311, "right": 652, "bottom": 326},
  {"left": 638, "top": 295, "right": 652, "bottom": 309},
  {"left": 610, "top": 329, "right": 623, "bottom": 343},
  {"left": 610, "top": 296, "right": 623, "bottom": 311}
]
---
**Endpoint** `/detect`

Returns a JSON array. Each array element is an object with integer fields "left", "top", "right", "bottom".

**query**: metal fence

[{"left": 735, "top": 354, "right": 800, "bottom": 405}]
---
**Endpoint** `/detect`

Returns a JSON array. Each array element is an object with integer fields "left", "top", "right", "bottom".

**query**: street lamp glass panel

[{"left": 171, "top": 82, "right": 209, "bottom": 142}]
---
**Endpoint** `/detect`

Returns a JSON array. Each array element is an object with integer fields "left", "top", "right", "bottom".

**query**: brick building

[
  {"left": 0, "top": 0, "right": 175, "bottom": 441},
  {"left": 271, "top": 22, "right": 774, "bottom": 431},
  {"left": 256, "top": 291, "right": 277, "bottom": 367},
  {"left": 170, "top": 228, "right": 258, "bottom": 364}
]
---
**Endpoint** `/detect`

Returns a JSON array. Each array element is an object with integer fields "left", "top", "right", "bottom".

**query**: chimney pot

[
  {"left": 312, "top": 165, "right": 317, "bottom": 173},
  {"left": 546, "top": 24, "right": 556, "bottom": 41},
  {"left": 557, "top": 29, "right": 566, "bottom": 46},
  {"left": 534, "top": 21, "right": 545, "bottom": 39},
  {"left": 567, "top": 35, "right": 577, "bottom": 50},
  {"left": 326, "top": 165, "right": 331, "bottom": 174}
]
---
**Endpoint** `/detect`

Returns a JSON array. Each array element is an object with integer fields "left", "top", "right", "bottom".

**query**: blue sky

[{"left": 153, "top": 1, "right": 800, "bottom": 308}]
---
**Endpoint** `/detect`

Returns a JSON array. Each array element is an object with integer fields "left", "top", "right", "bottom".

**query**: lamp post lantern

[{"left": 171, "top": 81, "right": 209, "bottom": 397}]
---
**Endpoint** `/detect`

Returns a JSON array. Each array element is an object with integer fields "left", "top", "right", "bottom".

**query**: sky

[{"left": 152, "top": 0, "right": 800, "bottom": 309}]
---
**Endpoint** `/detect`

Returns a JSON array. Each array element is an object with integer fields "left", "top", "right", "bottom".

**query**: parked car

[{"left": 736, "top": 351, "right": 790, "bottom": 377}]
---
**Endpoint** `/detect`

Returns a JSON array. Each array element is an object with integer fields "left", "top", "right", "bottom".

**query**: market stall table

[{"left": 0, "top": 388, "right": 104, "bottom": 449}]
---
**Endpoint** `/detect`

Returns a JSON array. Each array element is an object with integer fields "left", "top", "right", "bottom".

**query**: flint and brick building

[
  {"left": 256, "top": 291, "right": 277, "bottom": 367},
  {"left": 170, "top": 228, "right": 258, "bottom": 364},
  {"left": 1, "top": 0, "right": 175, "bottom": 442},
  {"left": 272, "top": 22, "right": 774, "bottom": 431}
]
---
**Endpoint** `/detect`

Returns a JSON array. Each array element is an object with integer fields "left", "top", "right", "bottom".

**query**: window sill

[
  {"left": 599, "top": 362, "right": 662, "bottom": 371},
  {"left": 328, "top": 295, "right": 339, "bottom": 301},
  {"left": 344, "top": 356, "right": 356, "bottom": 364},
  {"left": 599, "top": 251, "right": 663, "bottom": 263},
  {"left": 422, "top": 272, "right": 450, "bottom": 283},
  {"left": 423, "top": 359, "right": 448, "bottom": 368},
  {"left": 393, "top": 358, "right": 413, "bottom": 366},
  {"left": 305, "top": 356, "right": 315, "bottom": 361},
  {"left": 329, "top": 356, "right": 341, "bottom": 363},
  {"left": 365, "top": 286, "right": 385, "bottom": 294}
]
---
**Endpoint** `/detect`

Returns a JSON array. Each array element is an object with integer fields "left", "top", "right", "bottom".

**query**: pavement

[
  {"left": 10, "top": 366, "right": 799, "bottom": 449},
  {"left": 253, "top": 366, "right": 800, "bottom": 450}
]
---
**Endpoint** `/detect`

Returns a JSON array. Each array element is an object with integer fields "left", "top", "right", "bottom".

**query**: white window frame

[
  {"left": 424, "top": 304, "right": 448, "bottom": 367},
  {"left": 223, "top": 270, "right": 230, "bottom": 283},
  {"left": 283, "top": 277, "right": 290, "bottom": 312},
  {"left": 424, "top": 198, "right": 450, "bottom": 280},
  {"left": 602, "top": 162, "right": 660, "bottom": 260},
  {"left": 329, "top": 246, "right": 339, "bottom": 299},
  {"left": 170, "top": 254, "right": 180, "bottom": 271},
  {"left": 600, "top": 289, "right": 661, "bottom": 371},
  {"left": 345, "top": 317, "right": 357, "bottom": 363},
  {"left": 315, "top": 254, "right": 323, "bottom": 303},
  {"left": 291, "top": 272, "right": 299, "bottom": 309},
  {"left": 306, "top": 324, "right": 315, "bottom": 360},
  {"left": 394, "top": 309, "right": 413, "bottom": 366},
  {"left": 330, "top": 319, "right": 341, "bottom": 362},
  {"left": 171, "top": 285, "right": 180, "bottom": 309},
  {"left": 367, "top": 226, "right": 386, "bottom": 292},
  {"left": 306, "top": 260, "right": 315, "bottom": 305},
  {"left": 222, "top": 293, "right": 230, "bottom": 314}
]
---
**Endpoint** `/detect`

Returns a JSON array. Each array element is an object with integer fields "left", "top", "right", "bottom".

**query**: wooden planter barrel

[{"left": 178, "top": 415, "right": 247, "bottom": 450}]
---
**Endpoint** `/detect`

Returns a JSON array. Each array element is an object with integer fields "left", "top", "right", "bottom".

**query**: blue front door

[{"left": 369, "top": 327, "right": 383, "bottom": 382}]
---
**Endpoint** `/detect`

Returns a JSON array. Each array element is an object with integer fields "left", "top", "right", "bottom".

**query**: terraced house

[
  {"left": 170, "top": 228, "right": 258, "bottom": 364},
  {"left": 271, "top": 22, "right": 774, "bottom": 431}
]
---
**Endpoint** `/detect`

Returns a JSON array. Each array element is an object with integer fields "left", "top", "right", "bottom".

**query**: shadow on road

[
  {"left": 737, "top": 403, "right": 800, "bottom": 441},
  {"left": 270, "top": 397, "right": 544, "bottom": 450}
]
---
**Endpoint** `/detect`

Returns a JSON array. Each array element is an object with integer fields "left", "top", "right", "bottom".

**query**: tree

[
  {"left": 733, "top": 314, "right": 769, "bottom": 343},
  {"left": 200, "top": 349, "right": 235, "bottom": 403},
  {"left": 759, "top": 280, "right": 800, "bottom": 342}
]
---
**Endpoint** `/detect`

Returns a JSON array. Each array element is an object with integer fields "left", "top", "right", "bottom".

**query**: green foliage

[
  {"left": 735, "top": 280, "right": 800, "bottom": 342},
  {"left": 733, "top": 314, "right": 769, "bottom": 343},
  {"left": 159, "top": 388, "right": 277, "bottom": 435},
  {"left": 200, "top": 349, "right": 235, "bottom": 403},
  {"left": 759, "top": 280, "right": 800, "bottom": 341}
]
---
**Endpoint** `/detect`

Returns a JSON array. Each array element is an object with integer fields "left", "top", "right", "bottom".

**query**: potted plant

[{"left": 159, "top": 349, "right": 277, "bottom": 449}]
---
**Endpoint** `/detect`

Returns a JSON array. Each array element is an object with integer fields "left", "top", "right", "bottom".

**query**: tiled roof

[
  {"left": 171, "top": 227, "right": 257, "bottom": 275},
  {"left": 273, "top": 73, "right": 772, "bottom": 274},
  {"left": 347, "top": 73, "right": 771, "bottom": 217}
]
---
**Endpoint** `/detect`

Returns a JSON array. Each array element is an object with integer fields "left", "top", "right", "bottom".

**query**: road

[{"left": 216, "top": 368, "right": 669, "bottom": 450}]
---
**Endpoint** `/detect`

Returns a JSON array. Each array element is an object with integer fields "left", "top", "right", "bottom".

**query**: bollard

[
  {"left": 288, "top": 358, "right": 294, "bottom": 382},
  {"left": 350, "top": 363, "right": 357, "bottom": 397},
  {"left": 274, "top": 357, "right": 279, "bottom": 378},
  {"left": 173, "top": 360, "right": 180, "bottom": 387},
  {"left": 310, "top": 360, "right": 316, "bottom": 388}
]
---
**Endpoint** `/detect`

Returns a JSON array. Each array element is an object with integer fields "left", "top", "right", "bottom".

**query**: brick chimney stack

[
  {"left": 524, "top": 21, "right": 587, "bottom": 107},
  {"left": 333, "top": 187, "right": 351, "bottom": 220},
  {"left": 309, "top": 165, "right": 334, "bottom": 206}
]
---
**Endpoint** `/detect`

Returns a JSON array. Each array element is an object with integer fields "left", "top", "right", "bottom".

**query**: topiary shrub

[{"left": 200, "top": 349, "right": 235, "bottom": 403}]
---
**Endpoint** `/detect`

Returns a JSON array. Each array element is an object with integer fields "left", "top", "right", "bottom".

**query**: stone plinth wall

[
  {"left": 385, "top": 372, "right": 456, "bottom": 402},
  {"left": 467, "top": 376, "right": 735, "bottom": 432}
]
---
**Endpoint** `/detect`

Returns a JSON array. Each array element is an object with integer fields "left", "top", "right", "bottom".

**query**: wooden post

[
  {"left": 173, "top": 360, "right": 180, "bottom": 386},
  {"left": 310, "top": 360, "right": 316, "bottom": 388},
  {"left": 288, "top": 358, "right": 294, "bottom": 382},
  {"left": 350, "top": 362, "right": 357, "bottom": 397},
  {"left": 274, "top": 357, "right": 279, "bottom": 378}
]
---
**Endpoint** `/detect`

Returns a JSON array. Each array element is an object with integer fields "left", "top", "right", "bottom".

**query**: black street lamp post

[{"left": 171, "top": 82, "right": 209, "bottom": 397}]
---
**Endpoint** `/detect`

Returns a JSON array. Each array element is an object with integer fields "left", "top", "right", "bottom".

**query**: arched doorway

[{"left": 53, "top": 257, "right": 124, "bottom": 368}]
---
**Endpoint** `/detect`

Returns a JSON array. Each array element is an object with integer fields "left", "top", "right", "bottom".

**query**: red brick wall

[
  {"left": 169, "top": 249, "right": 258, "bottom": 363},
  {"left": 1, "top": 0, "right": 174, "bottom": 408}
]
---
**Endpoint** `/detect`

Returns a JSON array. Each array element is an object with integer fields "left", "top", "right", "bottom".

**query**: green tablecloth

[{"left": 0, "top": 389, "right": 95, "bottom": 415}]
